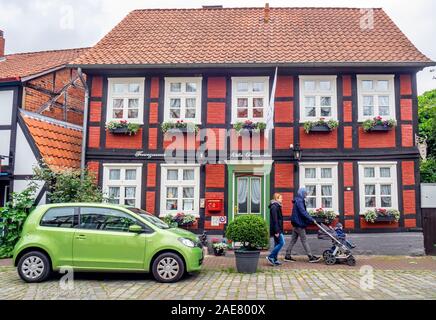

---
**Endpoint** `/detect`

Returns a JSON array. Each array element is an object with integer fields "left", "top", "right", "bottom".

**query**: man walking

[{"left": 285, "top": 187, "right": 322, "bottom": 263}]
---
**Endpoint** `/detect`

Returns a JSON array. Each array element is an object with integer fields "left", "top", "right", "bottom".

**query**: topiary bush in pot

[{"left": 225, "top": 215, "right": 269, "bottom": 273}]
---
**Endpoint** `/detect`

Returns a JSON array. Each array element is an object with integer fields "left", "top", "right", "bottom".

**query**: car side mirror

[{"left": 129, "top": 224, "right": 144, "bottom": 234}]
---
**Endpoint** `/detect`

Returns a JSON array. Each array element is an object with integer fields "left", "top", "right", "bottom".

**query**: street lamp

[{"left": 290, "top": 144, "right": 302, "bottom": 161}]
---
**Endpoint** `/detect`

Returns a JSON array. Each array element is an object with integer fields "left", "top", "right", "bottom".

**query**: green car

[{"left": 13, "top": 203, "right": 203, "bottom": 283}]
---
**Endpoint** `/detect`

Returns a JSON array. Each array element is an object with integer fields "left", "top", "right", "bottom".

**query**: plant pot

[
  {"left": 374, "top": 215, "right": 397, "bottom": 222},
  {"left": 234, "top": 250, "right": 260, "bottom": 273},
  {"left": 367, "top": 124, "right": 392, "bottom": 132},
  {"left": 213, "top": 248, "right": 225, "bottom": 256},
  {"left": 166, "top": 128, "right": 196, "bottom": 134},
  {"left": 108, "top": 127, "right": 131, "bottom": 135},
  {"left": 313, "top": 216, "right": 334, "bottom": 225},
  {"left": 309, "top": 124, "right": 332, "bottom": 133}
]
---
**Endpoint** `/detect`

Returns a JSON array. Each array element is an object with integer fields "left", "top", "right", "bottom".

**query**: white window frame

[
  {"left": 160, "top": 164, "right": 201, "bottom": 217},
  {"left": 106, "top": 78, "right": 145, "bottom": 124},
  {"left": 231, "top": 77, "right": 270, "bottom": 123},
  {"left": 357, "top": 74, "right": 396, "bottom": 122},
  {"left": 103, "top": 164, "right": 143, "bottom": 208},
  {"left": 299, "top": 162, "right": 339, "bottom": 214},
  {"left": 358, "top": 161, "right": 398, "bottom": 214},
  {"left": 299, "top": 75, "right": 338, "bottom": 122},
  {"left": 164, "top": 77, "right": 203, "bottom": 124}
]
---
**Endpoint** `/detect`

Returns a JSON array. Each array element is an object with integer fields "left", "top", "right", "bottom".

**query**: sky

[{"left": 0, "top": 0, "right": 435, "bottom": 94}]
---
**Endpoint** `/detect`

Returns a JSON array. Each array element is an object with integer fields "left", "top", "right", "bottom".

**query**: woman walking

[
  {"left": 284, "top": 187, "right": 321, "bottom": 263},
  {"left": 267, "top": 193, "right": 285, "bottom": 266}
]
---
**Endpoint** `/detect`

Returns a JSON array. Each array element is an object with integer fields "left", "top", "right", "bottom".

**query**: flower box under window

[
  {"left": 373, "top": 215, "right": 397, "bottom": 222},
  {"left": 366, "top": 124, "right": 393, "bottom": 132},
  {"left": 308, "top": 124, "right": 332, "bottom": 133},
  {"left": 363, "top": 117, "right": 396, "bottom": 133},
  {"left": 106, "top": 120, "right": 141, "bottom": 136}
]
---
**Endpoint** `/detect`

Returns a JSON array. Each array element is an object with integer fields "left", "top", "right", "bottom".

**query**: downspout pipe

[{"left": 77, "top": 68, "right": 89, "bottom": 181}]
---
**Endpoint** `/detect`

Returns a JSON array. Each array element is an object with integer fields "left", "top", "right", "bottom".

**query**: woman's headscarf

[{"left": 297, "top": 187, "right": 307, "bottom": 199}]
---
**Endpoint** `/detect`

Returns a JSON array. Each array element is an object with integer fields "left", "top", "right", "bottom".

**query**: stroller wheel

[
  {"left": 324, "top": 251, "right": 336, "bottom": 265},
  {"left": 346, "top": 255, "right": 356, "bottom": 266},
  {"left": 322, "top": 250, "right": 332, "bottom": 260}
]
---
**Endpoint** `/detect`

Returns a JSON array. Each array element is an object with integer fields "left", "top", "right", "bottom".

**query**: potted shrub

[
  {"left": 106, "top": 120, "right": 140, "bottom": 135},
  {"left": 225, "top": 215, "right": 269, "bottom": 273},
  {"left": 309, "top": 208, "right": 337, "bottom": 225},
  {"left": 362, "top": 116, "right": 396, "bottom": 132},
  {"left": 211, "top": 239, "right": 228, "bottom": 256},
  {"left": 233, "top": 120, "right": 266, "bottom": 134},
  {"left": 161, "top": 120, "right": 199, "bottom": 134},
  {"left": 303, "top": 118, "right": 339, "bottom": 134},
  {"left": 363, "top": 208, "right": 400, "bottom": 223}
]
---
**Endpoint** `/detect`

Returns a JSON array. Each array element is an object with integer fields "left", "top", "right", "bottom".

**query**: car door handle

[{"left": 75, "top": 235, "right": 86, "bottom": 240}]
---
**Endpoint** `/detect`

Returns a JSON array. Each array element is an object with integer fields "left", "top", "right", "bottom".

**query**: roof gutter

[
  {"left": 77, "top": 68, "right": 89, "bottom": 181},
  {"left": 68, "top": 61, "right": 436, "bottom": 70}
]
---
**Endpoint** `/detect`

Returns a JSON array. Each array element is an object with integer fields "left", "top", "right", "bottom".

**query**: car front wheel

[
  {"left": 152, "top": 252, "right": 185, "bottom": 283},
  {"left": 17, "top": 251, "right": 51, "bottom": 283}
]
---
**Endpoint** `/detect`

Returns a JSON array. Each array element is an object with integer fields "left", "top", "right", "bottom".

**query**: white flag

[{"left": 265, "top": 67, "right": 278, "bottom": 132}]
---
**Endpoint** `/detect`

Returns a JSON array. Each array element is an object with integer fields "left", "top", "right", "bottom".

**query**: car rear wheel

[
  {"left": 152, "top": 252, "right": 185, "bottom": 283},
  {"left": 17, "top": 251, "right": 51, "bottom": 283}
]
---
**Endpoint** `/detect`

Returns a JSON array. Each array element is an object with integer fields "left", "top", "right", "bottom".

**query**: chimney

[
  {"left": 0, "top": 30, "right": 5, "bottom": 59},
  {"left": 264, "top": 3, "right": 270, "bottom": 23},
  {"left": 202, "top": 5, "right": 223, "bottom": 9}
]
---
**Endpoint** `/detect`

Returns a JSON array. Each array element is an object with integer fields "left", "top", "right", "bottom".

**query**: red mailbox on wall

[{"left": 206, "top": 199, "right": 223, "bottom": 213}]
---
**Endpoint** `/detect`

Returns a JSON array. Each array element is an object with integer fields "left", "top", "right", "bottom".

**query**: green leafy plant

[
  {"left": 225, "top": 215, "right": 269, "bottom": 250},
  {"left": 33, "top": 166, "right": 104, "bottom": 203},
  {"left": 420, "top": 157, "right": 436, "bottom": 183},
  {"left": 363, "top": 208, "right": 400, "bottom": 223},
  {"left": 418, "top": 89, "right": 436, "bottom": 159},
  {"left": 233, "top": 120, "right": 267, "bottom": 133},
  {"left": 362, "top": 116, "right": 396, "bottom": 132},
  {"left": 161, "top": 121, "right": 199, "bottom": 134},
  {"left": 106, "top": 120, "right": 141, "bottom": 135},
  {"left": 162, "top": 213, "right": 197, "bottom": 228},
  {"left": 309, "top": 208, "right": 337, "bottom": 223},
  {"left": 0, "top": 182, "right": 38, "bottom": 258},
  {"left": 303, "top": 118, "right": 339, "bottom": 134}
]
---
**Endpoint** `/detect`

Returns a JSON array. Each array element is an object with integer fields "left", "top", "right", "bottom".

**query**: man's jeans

[
  {"left": 285, "top": 227, "right": 313, "bottom": 257},
  {"left": 269, "top": 233, "right": 285, "bottom": 261}
]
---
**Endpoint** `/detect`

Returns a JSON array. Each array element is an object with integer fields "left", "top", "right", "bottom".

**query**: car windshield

[{"left": 128, "top": 208, "right": 170, "bottom": 229}]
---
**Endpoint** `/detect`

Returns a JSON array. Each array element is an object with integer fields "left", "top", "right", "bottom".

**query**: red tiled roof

[
  {"left": 72, "top": 7, "right": 433, "bottom": 67},
  {"left": 21, "top": 112, "right": 82, "bottom": 172},
  {"left": 0, "top": 48, "right": 87, "bottom": 82}
]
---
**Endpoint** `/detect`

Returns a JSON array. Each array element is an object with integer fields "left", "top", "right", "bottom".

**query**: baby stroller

[{"left": 315, "top": 222, "right": 356, "bottom": 266}]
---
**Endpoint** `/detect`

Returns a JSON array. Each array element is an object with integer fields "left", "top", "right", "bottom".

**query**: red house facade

[{"left": 71, "top": 7, "right": 434, "bottom": 235}]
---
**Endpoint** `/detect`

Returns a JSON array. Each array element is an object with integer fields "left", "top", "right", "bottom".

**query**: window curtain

[
  {"left": 237, "top": 178, "right": 248, "bottom": 205},
  {"left": 251, "top": 179, "right": 261, "bottom": 205}
]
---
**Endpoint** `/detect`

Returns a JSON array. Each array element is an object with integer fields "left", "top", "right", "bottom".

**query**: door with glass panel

[{"left": 235, "top": 175, "right": 263, "bottom": 215}]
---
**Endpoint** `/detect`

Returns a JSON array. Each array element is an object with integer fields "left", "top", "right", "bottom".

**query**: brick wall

[{"left": 23, "top": 68, "right": 84, "bottom": 126}]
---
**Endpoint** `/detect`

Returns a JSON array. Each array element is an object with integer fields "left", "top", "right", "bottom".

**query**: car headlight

[{"left": 178, "top": 238, "right": 195, "bottom": 248}]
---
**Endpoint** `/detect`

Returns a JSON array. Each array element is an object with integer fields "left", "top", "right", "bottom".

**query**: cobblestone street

[{"left": 1, "top": 256, "right": 435, "bottom": 300}]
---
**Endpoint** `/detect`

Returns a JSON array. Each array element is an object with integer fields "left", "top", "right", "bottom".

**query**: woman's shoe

[
  {"left": 309, "top": 255, "right": 322, "bottom": 263},
  {"left": 284, "top": 255, "right": 296, "bottom": 262}
]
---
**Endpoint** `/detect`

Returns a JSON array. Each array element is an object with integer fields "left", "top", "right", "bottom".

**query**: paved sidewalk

[{"left": 0, "top": 256, "right": 435, "bottom": 300}]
